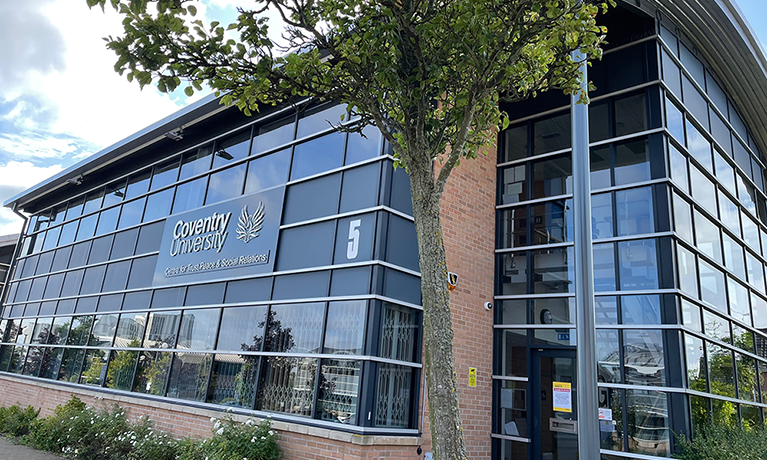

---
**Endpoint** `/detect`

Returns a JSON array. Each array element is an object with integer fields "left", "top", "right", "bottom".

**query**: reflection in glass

[
  {"left": 115, "top": 312, "right": 146, "bottom": 347},
  {"left": 736, "top": 352, "right": 758, "bottom": 402},
  {"left": 179, "top": 145, "right": 213, "bottom": 180},
  {"left": 699, "top": 260, "right": 726, "bottom": 311},
  {"left": 213, "top": 129, "right": 251, "bottom": 169},
  {"left": 206, "top": 354, "right": 259, "bottom": 407},
  {"left": 673, "top": 193, "right": 693, "bottom": 243},
  {"left": 503, "top": 125, "right": 527, "bottom": 162},
  {"left": 746, "top": 252, "right": 765, "bottom": 293},
  {"left": 626, "top": 390, "right": 669, "bottom": 457},
  {"left": 593, "top": 243, "right": 616, "bottom": 292},
  {"left": 532, "top": 155, "right": 571, "bottom": 199},
  {"left": 686, "top": 120, "right": 712, "bottom": 171},
  {"left": 599, "top": 387, "right": 624, "bottom": 451},
  {"left": 623, "top": 330, "right": 665, "bottom": 386},
  {"left": 144, "top": 311, "right": 181, "bottom": 348},
  {"left": 58, "top": 348, "right": 85, "bottom": 382},
  {"left": 677, "top": 244, "right": 698, "bottom": 298},
  {"left": 591, "top": 192, "right": 613, "bottom": 239},
  {"left": 711, "top": 398, "right": 737, "bottom": 427},
  {"left": 172, "top": 177, "right": 207, "bottom": 214},
  {"left": 106, "top": 350, "right": 138, "bottom": 391},
  {"left": 291, "top": 132, "right": 345, "bottom": 180},
  {"left": 597, "top": 329, "right": 620, "bottom": 384},
  {"left": 682, "top": 299, "right": 702, "bottom": 332},
  {"left": 263, "top": 303, "right": 324, "bottom": 354},
  {"left": 205, "top": 164, "right": 246, "bottom": 205},
  {"left": 685, "top": 334, "right": 706, "bottom": 392},
  {"left": 257, "top": 357, "right": 318, "bottom": 417},
  {"left": 531, "top": 298, "right": 574, "bottom": 325},
  {"left": 346, "top": 125, "right": 381, "bottom": 164},
  {"left": 533, "top": 113, "right": 570, "bottom": 154},
  {"left": 703, "top": 310, "right": 730, "bottom": 343},
  {"left": 591, "top": 146, "right": 611, "bottom": 190},
  {"left": 316, "top": 359, "right": 360, "bottom": 424},
  {"left": 728, "top": 278, "right": 751, "bottom": 325},
  {"left": 500, "top": 165, "right": 526, "bottom": 204},
  {"left": 80, "top": 349, "right": 109, "bottom": 386},
  {"left": 143, "top": 189, "right": 174, "bottom": 222},
  {"left": 616, "top": 186, "right": 653, "bottom": 236},
  {"left": 217, "top": 306, "right": 267, "bottom": 352},
  {"left": 533, "top": 247, "right": 574, "bottom": 293},
  {"left": 244, "top": 148, "right": 291, "bottom": 195},
  {"left": 595, "top": 297, "right": 618, "bottom": 325},
  {"left": 723, "top": 233, "right": 747, "bottom": 280},
  {"left": 133, "top": 351, "right": 171, "bottom": 395},
  {"left": 618, "top": 239, "right": 658, "bottom": 290},
  {"left": 718, "top": 193, "right": 741, "bottom": 236},
  {"left": 496, "top": 330, "right": 526, "bottom": 378},
  {"left": 167, "top": 353, "right": 212, "bottom": 402},
  {"left": 89, "top": 314, "right": 118, "bottom": 347},
  {"left": 150, "top": 157, "right": 180, "bottom": 191},
  {"left": 714, "top": 149, "right": 736, "bottom": 194},
  {"left": 707, "top": 342, "right": 735, "bottom": 398},
  {"left": 622, "top": 295, "right": 661, "bottom": 325},
  {"left": 665, "top": 98, "right": 684, "bottom": 144},
  {"left": 669, "top": 144, "right": 688, "bottom": 194},
  {"left": 615, "top": 140, "right": 651, "bottom": 186},
  {"left": 39, "top": 348, "right": 64, "bottom": 380},
  {"left": 689, "top": 166, "right": 717, "bottom": 216},
  {"left": 497, "top": 380, "right": 528, "bottom": 438},
  {"left": 177, "top": 308, "right": 220, "bottom": 350},
  {"left": 694, "top": 211, "right": 722, "bottom": 263}
]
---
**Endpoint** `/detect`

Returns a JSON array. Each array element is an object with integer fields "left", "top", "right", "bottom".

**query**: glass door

[{"left": 531, "top": 348, "right": 578, "bottom": 460}]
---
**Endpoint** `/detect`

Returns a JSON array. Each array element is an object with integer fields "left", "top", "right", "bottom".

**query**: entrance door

[{"left": 531, "top": 348, "right": 578, "bottom": 460}]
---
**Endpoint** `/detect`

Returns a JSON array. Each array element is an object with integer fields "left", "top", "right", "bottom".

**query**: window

[
  {"left": 614, "top": 92, "right": 647, "bottom": 137},
  {"left": 592, "top": 192, "right": 613, "bottom": 239},
  {"left": 172, "top": 177, "right": 207, "bottom": 214},
  {"left": 614, "top": 139, "right": 651, "bottom": 186},
  {"left": 673, "top": 193, "right": 693, "bottom": 242},
  {"left": 316, "top": 359, "right": 361, "bottom": 424},
  {"left": 723, "top": 233, "right": 746, "bottom": 280},
  {"left": 533, "top": 247, "right": 574, "bottom": 293},
  {"left": 533, "top": 113, "right": 570, "bottom": 154},
  {"left": 166, "top": 353, "right": 213, "bottom": 402},
  {"left": 686, "top": 120, "right": 712, "bottom": 171},
  {"left": 150, "top": 157, "right": 180, "bottom": 191},
  {"left": 243, "top": 148, "right": 291, "bottom": 195},
  {"left": 714, "top": 150, "right": 736, "bottom": 193},
  {"left": 216, "top": 306, "right": 267, "bottom": 351},
  {"left": 252, "top": 116, "right": 294, "bottom": 155},
  {"left": 707, "top": 342, "right": 735, "bottom": 398},
  {"left": 689, "top": 166, "right": 717, "bottom": 216},
  {"left": 623, "top": 330, "right": 665, "bottom": 386},
  {"left": 205, "top": 163, "right": 246, "bottom": 205},
  {"left": 126, "top": 169, "right": 151, "bottom": 199},
  {"left": 596, "top": 330, "right": 620, "bottom": 384},
  {"left": 213, "top": 129, "right": 251, "bottom": 169},
  {"left": 265, "top": 303, "right": 324, "bottom": 353},
  {"left": 699, "top": 260, "right": 726, "bottom": 311},
  {"left": 323, "top": 301, "right": 366, "bottom": 355},
  {"left": 618, "top": 239, "right": 658, "bottom": 290},
  {"left": 257, "top": 356, "right": 318, "bottom": 417},
  {"left": 345, "top": 125, "right": 381, "bottom": 165},
  {"left": 532, "top": 155, "right": 571, "bottom": 199},
  {"left": 179, "top": 145, "right": 213, "bottom": 180},
  {"left": 694, "top": 211, "right": 722, "bottom": 263},
  {"left": 503, "top": 125, "right": 528, "bottom": 162},
  {"left": 177, "top": 308, "right": 220, "bottom": 350},
  {"left": 593, "top": 243, "right": 616, "bottom": 292},
  {"left": 616, "top": 186, "right": 654, "bottom": 236},
  {"left": 133, "top": 351, "right": 171, "bottom": 395},
  {"left": 291, "top": 132, "right": 345, "bottom": 180},
  {"left": 590, "top": 146, "right": 611, "bottom": 189},
  {"left": 677, "top": 244, "right": 698, "bottom": 298},
  {"left": 718, "top": 193, "right": 741, "bottom": 236},
  {"left": 665, "top": 97, "right": 685, "bottom": 144},
  {"left": 374, "top": 363, "right": 413, "bottom": 427}
]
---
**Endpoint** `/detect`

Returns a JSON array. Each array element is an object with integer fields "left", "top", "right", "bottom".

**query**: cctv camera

[{"left": 484, "top": 302, "right": 493, "bottom": 311}]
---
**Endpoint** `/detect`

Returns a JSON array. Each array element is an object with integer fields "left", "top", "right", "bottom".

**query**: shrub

[
  {"left": 197, "top": 415, "right": 281, "bottom": 460},
  {"left": 0, "top": 404, "right": 39, "bottom": 436},
  {"left": 676, "top": 424, "right": 767, "bottom": 460}
]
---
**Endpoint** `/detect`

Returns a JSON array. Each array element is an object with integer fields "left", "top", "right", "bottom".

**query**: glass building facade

[
  {"left": 493, "top": 4, "right": 767, "bottom": 460},
  {"left": 0, "top": 102, "right": 423, "bottom": 434}
]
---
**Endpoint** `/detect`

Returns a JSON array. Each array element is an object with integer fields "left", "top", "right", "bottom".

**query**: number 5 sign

[{"left": 347, "top": 219, "right": 361, "bottom": 259}]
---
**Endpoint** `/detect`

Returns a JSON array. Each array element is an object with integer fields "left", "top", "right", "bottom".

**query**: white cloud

[
  {"left": 0, "top": 132, "right": 83, "bottom": 160},
  {"left": 0, "top": 161, "right": 64, "bottom": 237}
]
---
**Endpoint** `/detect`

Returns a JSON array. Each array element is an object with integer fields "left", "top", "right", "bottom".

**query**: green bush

[
  {"left": 0, "top": 404, "right": 39, "bottom": 436},
  {"left": 2, "top": 396, "right": 281, "bottom": 460},
  {"left": 676, "top": 424, "right": 767, "bottom": 460}
]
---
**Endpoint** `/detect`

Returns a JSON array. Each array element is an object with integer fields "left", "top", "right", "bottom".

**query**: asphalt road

[{"left": 0, "top": 437, "right": 64, "bottom": 460}]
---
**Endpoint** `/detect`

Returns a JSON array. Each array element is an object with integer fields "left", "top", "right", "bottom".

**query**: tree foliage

[{"left": 87, "top": 0, "right": 613, "bottom": 457}]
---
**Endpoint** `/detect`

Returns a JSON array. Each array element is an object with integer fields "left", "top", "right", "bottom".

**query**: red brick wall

[
  {"left": 418, "top": 145, "right": 497, "bottom": 458},
  {"left": 0, "top": 375, "right": 420, "bottom": 459}
]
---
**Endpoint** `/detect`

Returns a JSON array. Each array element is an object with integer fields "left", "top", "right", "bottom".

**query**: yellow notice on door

[
  {"left": 468, "top": 368, "right": 477, "bottom": 387},
  {"left": 552, "top": 382, "right": 572, "bottom": 413}
]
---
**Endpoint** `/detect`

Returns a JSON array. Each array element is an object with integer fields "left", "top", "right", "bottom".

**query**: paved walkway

[{"left": 0, "top": 437, "right": 63, "bottom": 460}]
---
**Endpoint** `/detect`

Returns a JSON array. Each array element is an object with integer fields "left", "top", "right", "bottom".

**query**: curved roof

[{"left": 649, "top": 0, "right": 767, "bottom": 153}]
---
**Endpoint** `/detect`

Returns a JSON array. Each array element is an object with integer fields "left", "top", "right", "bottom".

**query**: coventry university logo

[{"left": 236, "top": 202, "right": 265, "bottom": 243}]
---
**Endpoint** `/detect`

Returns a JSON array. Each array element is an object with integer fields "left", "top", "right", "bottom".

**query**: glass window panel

[
  {"left": 42, "top": 226, "right": 60, "bottom": 252},
  {"left": 732, "top": 324, "right": 753, "bottom": 353},
  {"left": 531, "top": 199, "right": 571, "bottom": 245},
  {"left": 185, "top": 283, "right": 225, "bottom": 306},
  {"left": 166, "top": 353, "right": 212, "bottom": 402},
  {"left": 172, "top": 177, "right": 207, "bottom": 214},
  {"left": 615, "top": 139, "right": 651, "bottom": 186},
  {"left": 742, "top": 215, "right": 760, "bottom": 252},
  {"left": 533, "top": 112, "right": 570, "bottom": 154},
  {"left": 690, "top": 170, "right": 717, "bottom": 221},
  {"left": 97, "top": 295, "right": 121, "bottom": 314},
  {"left": 704, "top": 310, "right": 731, "bottom": 343},
  {"left": 206, "top": 163, "right": 246, "bottom": 205},
  {"left": 257, "top": 356, "right": 318, "bottom": 417},
  {"left": 380, "top": 303, "right": 419, "bottom": 362},
  {"left": 758, "top": 360, "right": 767, "bottom": 404},
  {"left": 105, "top": 350, "right": 139, "bottom": 391},
  {"left": 110, "top": 228, "right": 138, "bottom": 261},
  {"left": 39, "top": 348, "right": 64, "bottom": 380},
  {"left": 95, "top": 207, "right": 120, "bottom": 236},
  {"left": 684, "top": 334, "right": 708, "bottom": 392},
  {"left": 316, "top": 359, "right": 361, "bottom": 425},
  {"left": 89, "top": 314, "right": 118, "bottom": 346},
  {"left": 699, "top": 259, "right": 727, "bottom": 311},
  {"left": 143, "top": 189, "right": 174, "bottom": 223},
  {"left": 324, "top": 300, "right": 365, "bottom": 355},
  {"left": 243, "top": 148, "right": 291, "bottom": 194},
  {"left": 75, "top": 297, "right": 98, "bottom": 314},
  {"left": 345, "top": 124, "right": 381, "bottom": 165},
  {"left": 694, "top": 211, "right": 722, "bottom": 263},
  {"left": 66, "top": 316, "right": 94, "bottom": 346},
  {"left": 592, "top": 192, "right": 613, "bottom": 239},
  {"left": 665, "top": 97, "right": 685, "bottom": 144},
  {"left": 683, "top": 76, "right": 709, "bottom": 128},
  {"left": 624, "top": 330, "right": 665, "bottom": 386},
  {"left": 207, "top": 353, "right": 259, "bottom": 407},
  {"left": 661, "top": 48, "right": 681, "bottom": 97},
  {"left": 80, "top": 265, "right": 106, "bottom": 295},
  {"left": 686, "top": 119, "right": 712, "bottom": 171},
  {"left": 706, "top": 71, "right": 727, "bottom": 112},
  {"left": 43, "top": 273, "right": 63, "bottom": 300},
  {"left": 500, "top": 165, "right": 526, "bottom": 204},
  {"left": 707, "top": 342, "right": 735, "bottom": 398},
  {"left": 373, "top": 363, "right": 414, "bottom": 427},
  {"left": 752, "top": 293, "right": 767, "bottom": 329},
  {"left": 596, "top": 329, "right": 620, "bottom": 384},
  {"left": 117, "top": 198, "right": 146, "bottom": 230},
  {"left": 224, "top": 278, "right": 271, "bottom": 304},
  {"left": 133, "top": 351, "right": 171, "bottom": 395},
  {"left": 503, "top": 125, "right": 528, "bottom": 162},
  {"left": 135, "top": 221, "right": 164, "bottom": 254},
  {"left": 150, "top": 157, "right": 180, "bottom": 191},
  {"left": 741, "top": 404, "right": 761, "bottom": 429},
  {"left": 126, "top": 255, "right": 157, "bottom": 289},
  {"left": 734, "top": 140, "right": 752, "bottom": 178},
  {"left": 252, "top": 115, "right": 294, "bottom": 155},
  {"left": 497, "top": 380, "right": 529, "bottom": 439},
  {"left": 496, "top": 329, "right": 527, "bottom": 378},
  {"left": 533, "top": 246, "right": 574, "bottom": 293},
  {"left": 76, "top": 214, "right": 97, "bottom": 241},
  {"left": 265, "top": 303, "right": 325, "bottom": 353},
  {"left": 65, "top": 198, "right": 85, "bottom": 221},
  {"left": 616, "top": 186, "right": 654, "bottom": 236},
  {"left": 213, "top": 129, "right": 251, "bottom": 169},
  {"left": 746, "top": 251, "right": 765, "bottom": 293},
  {"left": 339, "top": 162, "right": 379, "bottom": 213},
  {"left": 532, "top": 155, "right": 572, "bottom": 199},
  {"left": 126, "top": 169, "right": 151, "bottom": 200},
  {"left": 737, "top": 175, "right": 758, "bottom": 216},
  {"left": 83, "top": 189, "right": 104, "bottom": 214},
  {"left": 217, "top": 306, "right": 268, "bottom": 351},
  {"left": 58, "top": 221, "right": 78, "bottom": 247},
  {"left": 669, "top": 143, "right": 689, "bottom": 194},
  {"left": 618, "top": 239, "right": 658, "bottom": 290},
  {"left": 728, "top": 278, "right": 752, "bottom": 324},
  {"left": 177, "top": 308, "right": 220, "bottom": 350},
  {"left": 297, "top": 104, "right": 347, "bottom": 138},
  {"left": 595, "top": 296, "right": 618, "bottom": 325},
  {"left": 724, "top": 233, "right": 747, "bottom": 280},
  {"left": 102, "top": 180, "right": 127, "bottom": 209},
  {"left": 39, "top": 301, "right": 57, "bottom": 316},
  {"left": 626, "top": 390, "right": 670, "bottom": 457},
  {"left": 144, "top": 310, "right": 181, "bottom": 348},
  {"left": 718, "top": 193, "right": 741, "bottom": 235},
  {"left": 27, "top": 277, "right": 47, "bottom": 301},
  {"left": 56, "top": 299, "right": 75, "bottom": 315},
  {"left": 682, "top": 299, "right": 702, "bottom": 332},
  {"left": 497, "top": 207, "right": 527, "bottom": 249},
  {"left": 152, "top": 287, "right": 186, "bottom": 309},
  {"left": 710, "top": 110, "right": 732, "bottom": 156},
  {"left": 121, "top": 291, "right": 152, "bottom": 311},
  {"left": 674, "top": 193, "right": 693, "bottom": 243},
  {"left": 57, "top": 349, "right": 85, "bottom": 383},
  {"left": 292, "top": 133, "right": 346, "bottom": 182},
  {"left": 590, "top": 146, "right": 611, "bottom": 190},
  {"left": 179, "top": 144, "right": 214, "bottom": 180},
  {"left": 531, "top": 297, "right": 575, "bottom": 325},
  {"left": 622, "top": 295, "right": 661, "bottom": 325},
  {"left": 36, "top": 251, "right": 54, "bottom": 276},
  {"left": 593, "top": 243, "right": 616, "bottom": 292},
  {"left": 115, "top": 312, "right": 147, "bottom": 347},
  {"left": 715, "top": 149, "right": 736, "bottom": 193},
  {"left": 615, "top": 92, "right": 647, "bottom": 137},
  {"left": 499, "top": 252, "right": 527, "bottom": 295}
]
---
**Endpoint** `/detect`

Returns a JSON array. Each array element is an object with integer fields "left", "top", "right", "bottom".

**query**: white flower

[
  {"left": 268, "top": 430, "right": 275, "bottom": 436},
  {"left": 261, "top": 436, "right": 266, "bottom": 440},
  {"left": 214, "top": 421, "right": 222, "bottom": 429},
  {"left": 226, "top": 407, "right": 234, "bottom": 413},
  {"left": 216, "top": 427, "right": 225, "bottom": 435},
  {"left": 210, "top": 417, "right": 216, "bottom": 423},
  {"left": 251, "top": 437, "right": 256, "bottom": 443},
  {"left": 245, "top": 419, "right": 254, "bottom": 426}
]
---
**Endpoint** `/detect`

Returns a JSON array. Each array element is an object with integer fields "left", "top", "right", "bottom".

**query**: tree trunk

[{"left": 408, "top": 162, "right": 467, "bottom": 460}]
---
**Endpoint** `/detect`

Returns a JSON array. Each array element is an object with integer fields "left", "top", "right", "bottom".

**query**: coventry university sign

[{"left": 153, "top": 186, "right": 284, "bottom": 286}]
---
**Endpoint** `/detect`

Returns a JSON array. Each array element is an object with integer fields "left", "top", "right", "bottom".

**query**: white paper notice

[
  {"left": 552, "top": 382, "right": 572, "bottom": 413},
  {"left": 599, "top": 408, "right": 613, "bottom": 421}
]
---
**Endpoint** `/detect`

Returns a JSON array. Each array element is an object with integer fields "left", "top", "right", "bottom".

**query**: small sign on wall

[
  {"left": 552, "top": 382, "right": 572, "bottom": 413},
  {"left": 468, "top": 367, "right": 477, "bottom": 387}
]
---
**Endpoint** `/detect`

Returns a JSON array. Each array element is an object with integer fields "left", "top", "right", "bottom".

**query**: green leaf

[{"left": 184, "top": 86, "right": 194, "bottom": 97}]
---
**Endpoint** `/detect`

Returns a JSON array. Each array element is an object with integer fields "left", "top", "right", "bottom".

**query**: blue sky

[{"left": 0, "top": 0, "right": 764, "bottom": 236}]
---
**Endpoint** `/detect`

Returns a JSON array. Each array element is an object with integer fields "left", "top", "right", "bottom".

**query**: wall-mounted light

[
  {"left": 66, "top": 175, "right": 84, "bottom": 186},
  {"left": 165, "top": 128, "right": 184, "bottom": 141},
  {"left": 216, "top": 149, "right": 234, "bottom": 160}
]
